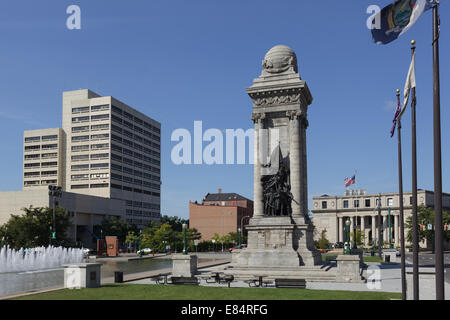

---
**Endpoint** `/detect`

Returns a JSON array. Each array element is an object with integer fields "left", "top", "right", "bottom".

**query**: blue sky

[{"left": 0, "top": 1, "right": 448, "bottom": 219}]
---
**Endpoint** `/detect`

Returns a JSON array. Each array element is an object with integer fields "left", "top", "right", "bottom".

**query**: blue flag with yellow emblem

[{"left": 371, "top": 0, "right": 437, "bottom": 45}]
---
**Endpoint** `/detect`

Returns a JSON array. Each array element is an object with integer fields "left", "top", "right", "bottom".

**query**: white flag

[{"left": 399, "top": 51, "right": 416, "bottom": 118}]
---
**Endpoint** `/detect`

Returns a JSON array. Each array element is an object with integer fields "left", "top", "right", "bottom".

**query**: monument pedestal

[
  {"left": 172, "top": 254, "right": 197, "bottom": 277},
  {"left": 335, "top": 255, "right": 364, "bottom": 283},
  {"left": 232, "top": 217, "right": 321, "bottom": 268},
  {"left": 63, "top": 263, "right": 102, "bottom": 289}
]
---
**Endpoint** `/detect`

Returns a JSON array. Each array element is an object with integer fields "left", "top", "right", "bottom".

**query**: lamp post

[
  {"left": 182, "top": 223, "right": 187, "bottom": 254},
  {"left": 344, "top": 218, "right": 351, "bottom": 255},
  {"left": 48, "top": 185, "right": 62, "bottom": 244},
  {"left": 353, "top": 220, "right": 357, "bottom": 250},
  {"left": 211, "top": 239, "right": 216, "bottom": 252}
]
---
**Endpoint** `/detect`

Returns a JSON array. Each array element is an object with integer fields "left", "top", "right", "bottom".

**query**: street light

[
  {"left": 182, "top": 223, "right": 187, "bottom": 254},
  {"left": 344, "top": 218, "right": 351, "bottom": 255},
  {"left": 211, "top": 239, "right": 216, "bottom": 252},
  {"left": 48, "top": 185, "right": 62, "bottom": 244}
]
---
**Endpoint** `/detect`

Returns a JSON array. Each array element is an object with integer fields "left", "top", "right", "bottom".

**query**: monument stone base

[
  {"left": 335, "top": 255, "right": 364, "bottom": 283},
  {"left": 63, "top": 263, "right": 102, "bottom": 289},
  {"left": 172, "top": 254, "right": 197, "bottom": 277},
  {"left": 233, "top": 216, "right": 321, "bottom": 268}
]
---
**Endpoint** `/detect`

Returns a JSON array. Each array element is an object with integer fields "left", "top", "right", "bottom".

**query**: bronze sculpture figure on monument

[{"left": 262, "top": 149, "right": 293, "bottom": 217}]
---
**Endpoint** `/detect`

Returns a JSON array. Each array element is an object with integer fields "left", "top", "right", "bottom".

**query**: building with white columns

[{"left": 312, "top": 189, "right": 450, "bottom": 248}]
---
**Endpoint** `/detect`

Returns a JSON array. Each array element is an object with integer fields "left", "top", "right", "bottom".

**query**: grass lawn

[{"left": 11, "top": 284, "right": 401, "bottom": 300}]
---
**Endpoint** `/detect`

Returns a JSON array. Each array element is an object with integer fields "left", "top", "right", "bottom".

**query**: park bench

[
  {"left": 244, "top": 277, "right": 273, "bottom": 287},
  {"left": 275, "top": 278, "right": 306, "bottom": 289},
  {"left": 150, "top": 274, "right": 165, "bottom": 284},
  {"left": 170, "top": 276, "right": 199, "bottom": 285}
]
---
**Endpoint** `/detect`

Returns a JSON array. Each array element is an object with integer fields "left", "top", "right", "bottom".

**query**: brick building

[{"left": 189, "top": 189, "right": 253, "bottom": 241}]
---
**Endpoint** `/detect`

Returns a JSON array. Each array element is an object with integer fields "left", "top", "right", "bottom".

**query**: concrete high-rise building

[
  {"left": 23, "top": 128, "right": 65, "bottom": 189},
  {"left": 61, "top": 89, "right": 161, "bottom": 226},
  {"left": 0, "top": 89, "right": 161, "bottom": 247}
]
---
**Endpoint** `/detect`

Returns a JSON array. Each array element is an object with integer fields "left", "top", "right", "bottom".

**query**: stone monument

[{"left": 231, "top": 45, "right": 321, "bottom": 270}]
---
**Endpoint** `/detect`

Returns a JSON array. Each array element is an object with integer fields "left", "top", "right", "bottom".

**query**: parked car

[
  {"left": 137, "top": 248, "right": 152, "bottom": 256},
  {"left": 334, "top": 242, "right": 344, "bottom": 249},
  {"left": 228, "top": 244, "right": 247, "bottom": 252}
]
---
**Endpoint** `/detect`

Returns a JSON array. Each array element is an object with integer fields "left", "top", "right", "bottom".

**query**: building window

[
  {"left": 321, "top": 201, "right": 327, "bottom": 209},
  {"left": 42, "top": 135, "right": 58, "bottom": 141},
  {"left": 25, "top": 154, "right": 40, "bottom": 160},
  {"left": 365, "top": 199, "right": 371, "bottom": 207},
  {"left": 72, "top": 154, "right": 89, "bottom": 161},
  {"left": 71, "top": 184, "right": 89, "bottom": 189},
  {"left": 25, "top": 145, "right": 40, "bottom": 151},
  {"left": 41, "top": 171, "right": 57, "bottom": 176},
  {"left": 41, "top": 153, "right": 57, "bottom": 159},
  {"left": 72, "top": 164, "right": 89, "bottom": 171},
  {"left": 42, "top": 144, "right": 58, "bottom": 150},
  {"left": 72, "top": 135, "right": 89, "bottom": 142},
  {"left": 71, "top": 174, "right": 89, "bottom": 181},
  {"left": 41, "top": 161, "right": 57, "bottom": 168},
  {"left": 90, "top": 183, "right": 109, "bottom": 188},
  {"left": 90, "top": 133, "right": 109, "bottom": 141},
  {"left": 91, "top": 143, "right": 109, "bottom": 150},
  {"left": 354, "top": 199, "right": 360, "bottom": 208},
  {"left": 343, "top": 200, "right": 349, "bottom": 208},
  {"left": 72, "top": 126, "right": 89, "bottom": 133},
  {"left": 91, "top": 124, "right": 109, "bottom": 131},
  {"left": 72, "top": 145, "right": 89, "bottom": 152},
  {"left": 90, "top": 153, "right": 109, "bottom": 160},
  {"left": 90, "top": 163, "right": 109, "bottom": 170},
  {"left": 90, "top": 173, "right": 109, "bottom": 179},
  {"left": 25, "top": 136, "right": 40, "bottom": 143},
  {"left": 72, "top": 116, "right": 89, "bottom": 123},
  {"left": 72, "top": 106, "right": 89, "bottom": 113},
  {"left": 91, "top": 114, "right": 109, "bottom": 121},
  {"left": 91, "top": 104, "right": 109, "bottom": 112},
  {"left": 387, "top": 198, "right": 393, "bottom": 207}
]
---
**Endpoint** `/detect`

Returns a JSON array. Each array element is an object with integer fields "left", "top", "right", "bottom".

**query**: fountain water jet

[{"left": 0, "top": 246, "right": 84, "bottom": 273}]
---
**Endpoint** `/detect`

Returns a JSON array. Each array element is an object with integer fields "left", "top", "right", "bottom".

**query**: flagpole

[
  {"left": 410, "top": 40, "right": 419, "bottom": 301},
  {"left": 432, "top": 3, "right": 444, "bottom": 301},
  {"left": 396, "top": 93, "right": 407, "bottom": 301}
]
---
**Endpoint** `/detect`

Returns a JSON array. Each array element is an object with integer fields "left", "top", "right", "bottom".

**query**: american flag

[{"left": 344, "top": 175, "right": 356, "bottom": 188}]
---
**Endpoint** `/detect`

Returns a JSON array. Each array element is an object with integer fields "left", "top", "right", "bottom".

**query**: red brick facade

[{"left": 189, "top": 190, "right": 253, "bottom": 241}]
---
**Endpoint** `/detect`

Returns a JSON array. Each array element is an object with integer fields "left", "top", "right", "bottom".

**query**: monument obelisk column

[
  {"left": 287, "top": 110, "right": 303, "bottom": 221},
  {"left": 252, "top": 112, "right": 265, "bottom": 218}
]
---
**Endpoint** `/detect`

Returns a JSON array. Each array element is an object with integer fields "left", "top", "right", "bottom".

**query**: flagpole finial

[
  {"left": 396, "top": 89, "right": 400, "bottom": 95},
  {"left": 411, "top": 40, "right": 416, "bottom": 46}
]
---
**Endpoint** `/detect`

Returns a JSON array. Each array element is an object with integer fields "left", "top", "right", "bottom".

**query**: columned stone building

[{"left": 312, "top": 189, "right": 450, "bottom": 247}]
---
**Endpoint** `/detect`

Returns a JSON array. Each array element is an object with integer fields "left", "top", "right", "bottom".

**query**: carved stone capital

[
  {"left": 251, "top": 112, "right": 266, "bottom": 124},
  {"left": 286, "top": 110, "right": 302, "bottom": 120}
]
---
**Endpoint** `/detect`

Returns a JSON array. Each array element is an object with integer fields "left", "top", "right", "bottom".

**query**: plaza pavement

[{"left": 128, "top": 261, "right": 450, "bottom": 299}]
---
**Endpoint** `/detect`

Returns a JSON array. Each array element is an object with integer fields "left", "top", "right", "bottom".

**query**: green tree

[
  {"left": 349, "top": 228, "right": 364, "bottom": 247},
  {"left": 160, "top": 215, "right": 188, "bottom": 232},
  {"left": 100, "top": 216, "right": 138, "bottom": 245},
  {"left": 141, "top": 223, "right": 176, "bottom": 252},
  {"left": 0, "top": 206, "right": 72, "bottom": 249},
  {"left": 317, "top": 229, "right": 330, "bottom": 250},
  {"left": 406, "top": 205, "right": 450, "bottom": 248}
]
